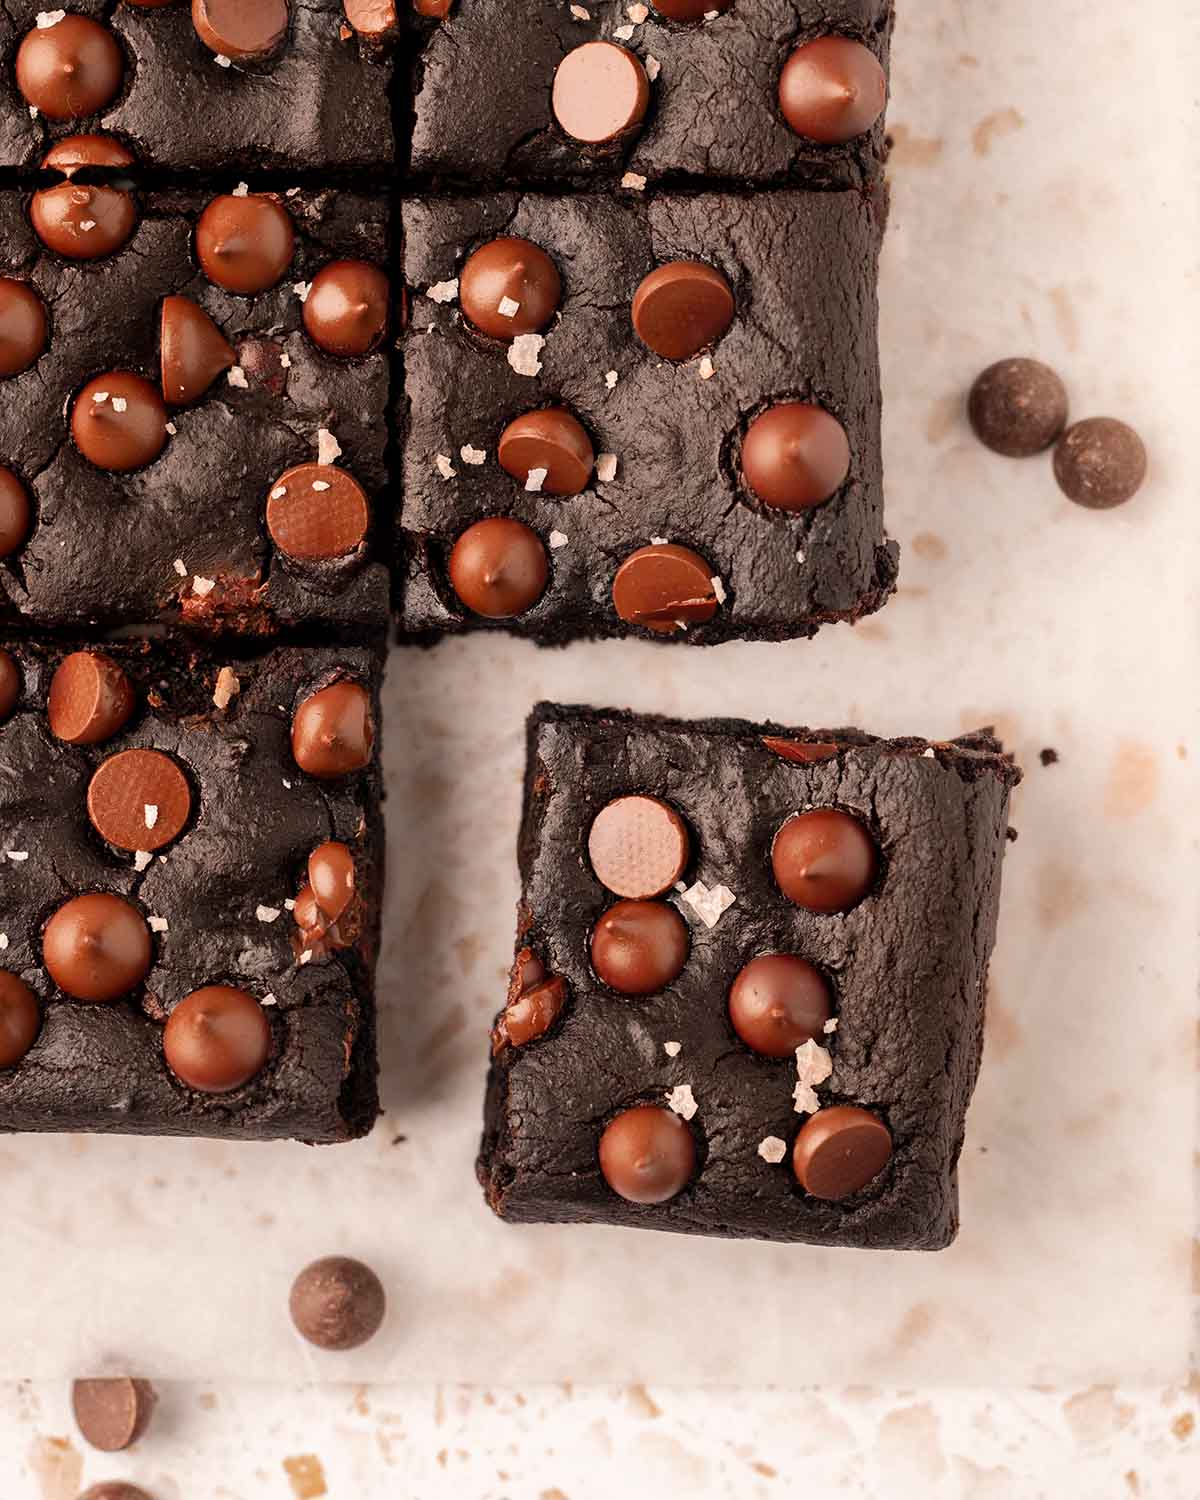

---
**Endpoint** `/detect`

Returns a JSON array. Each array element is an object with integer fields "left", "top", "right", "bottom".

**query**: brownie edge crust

[{"left": 479, "top": 704, "right": 1021, "bottom": 1250}]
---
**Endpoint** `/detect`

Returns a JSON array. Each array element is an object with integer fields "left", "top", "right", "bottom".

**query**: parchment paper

[{"left": 2, "top": 0, "right": 1195, "bottom": 1384}]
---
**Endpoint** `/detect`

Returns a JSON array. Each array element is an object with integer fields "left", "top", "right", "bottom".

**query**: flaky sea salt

[
  {"left": 232, "top": 182, "right": 249, "bottom": 197},
  {"left": 144, "top": 805, "right": 159, "bottom": 830},
  {"left": 627, "top": 2, "right": 649, "bottom": 20},
  {"left": 215, "top": 53, "right": 232, "bottom": 67},
  {"left": 793, "top": 1039, "right": 833, "bottom": 1115},
  {"left": 134, "top": 851, "right": 153, "bottom": 872},
  {"left": 595, "top": 453, "right": 618, "bottom": 483},
  {"left": 36, "top": 12, "right": 66, "bottom": 29},
  {"left": 497, "top": 296, "right": 520, "bottom": 318},
  {"left": 757, "top": 1136, "right": 787, "bottom": 1165},
  {"left": 823, "top": 1017, "right": 839, "bottom": 1035},
  {"left": 435, "top": 454, "right": 457, "bottom": 480},
  {"left": 605, "top": 370, "right": 619, "bottom": 390},
  {"left": 148, "top": 916, "right": 169, "bottom": 934},
  {"left": 227, "top": 366, "right": 248, "bottom": 388},
  {"left": 677, "top": 880, "right": 736, "bottom": 929},
  {"left": 663, "top": 1041, "right": 682, "bottom": 1058},
  {"left": 213, "top": 667, "right": 240, "bottom": 711},
  {"left": 426, "top": 279, "right": 459, "bottom": 304},
  {"left": 524, "top": 467, "right": 549, "bottom": 494},
  {"left": 646, "top": 54, "right": 661, "bottom": 81},
  {"left": 293, "top": 281, "right": 311, "bottom": 303},
  {"left": 317, "top": 428, "right": 342, "bottom": 465},
  {"left": 459, "top": 445, "right": 487, "bottom": 465},
  {"left": 508, "top": 333, "right": 545, "bottom": 377},
  {"left": 613, "top": 22, "right": 634, "bottom": 38},
  {"left": 570, "top": 3, "right": 590, "bottom": 17},
  {"left": 192, "top": 576, "right": 216, "bottom": 597},
  {"left": 698, "top": 356, "right": 715, "bottom": 380},
  {"left": 711, "top": 575, "right": 727, "bottom": 604},
  {"left": 548, "top": 530, "right": 569, "bottom": 549},
  {"left": 666, "top": 1083, "right": 698, "bottom": 1120},
  {"left": 621, "top": 172, "right": 647, "bottom": 191},
  {"left": 256, "top": 905, "right": 281, "bottom": 924}
]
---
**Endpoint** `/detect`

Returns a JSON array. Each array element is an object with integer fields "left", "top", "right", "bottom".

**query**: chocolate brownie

[
  {"left": 0, "top": 633, "right": 383, "bottom": 1142},
  {"left": 0, "top": 2, "right": 394, "bottom": 173},
  {"left": 407, "top": 0, "right": 893, "bottom": 189},
  {"left": 398, "top": 188, "right": 894, "bottom": 644},
  {"left": 0, "top": 183, "right": 392, "bottom": 638},
  {"left": 479, "top": 704, "right": 1021, "bottom": 1248}
]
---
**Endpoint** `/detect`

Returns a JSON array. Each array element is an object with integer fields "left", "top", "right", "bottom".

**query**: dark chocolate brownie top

[
  {"left": 0, "top": 185, "right": 391, "bottom": 637},
  {"left": 408, "top": 0, "right": 893, "bottom": 189},
  {"left": 480, "top": 704, "right": 1020, "bottom": 1249},
  {"left": 0, "top": 635, "right": 384, "bottom": 1141},
  {"left": 0, "top": 2, "right": 394, "bottom": 173},
  {"left": 399, "top": 188, "right": 894, "bottom": 644}
]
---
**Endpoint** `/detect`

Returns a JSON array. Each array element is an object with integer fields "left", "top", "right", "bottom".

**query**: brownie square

[
  {"left": 0, "top": 3, "right": 394, "bottom": 173},
  {"left": 398, "top": 189, "right": 895, "bottom": 645},
  {"left": 0, "top": 185, "right": 391, "bottom": 638},
  {"left": 479, "top": 704, "right": 1020, "bottom": 1249},
  {"left": 407, "top": 0, "right": 892, "bottom": 189},
  {"left": 0, "top": 634, "right": 384, "bottom": 1142}
]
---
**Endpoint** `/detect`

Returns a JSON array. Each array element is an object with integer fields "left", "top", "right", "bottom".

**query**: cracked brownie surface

[{"left": 479, "top": 704, "right": 1020, "bottom": 1249}]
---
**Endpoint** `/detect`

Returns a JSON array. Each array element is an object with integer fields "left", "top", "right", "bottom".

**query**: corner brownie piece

[
  {"left": 0, "top": 184, "right": 391, "bottom": 638},
  {"left": 0, "top": 634, "right": 383, "bottom": 1142},
  {"left": 479, "top": 704, "right": 1020, "bottom": 1249},
  {"left": 398, "top": 189, "right": 894, "bottom": 644},
  {"left": 407, "top": 0, "right": 892, "bottom": 189},
  {"left": 0, "top": 3, "right": 394, "bottom": 173}
]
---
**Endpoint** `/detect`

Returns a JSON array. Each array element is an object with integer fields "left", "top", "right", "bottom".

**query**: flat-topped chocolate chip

[
  {"left": 49, "top": 651, "right": 135, "bottom": 746},
  {"left": 553, "top": 42, "right": 649, "bottom": 145},
  {"left": 0, "top": 467, "right": 31, "bottom": 558},
  {"left": 0, "top": 650, "right": 20, "bottom": 723},
  {"left": 792, "top": 1104, "right": 892, "bottom": 1200},
  {"left": 289, "top": 1256, "right": 386, "bottom": 1350},
  {"left": 741, "top": 402, "right": 850, "bottom": 511},
  {"left": 591, "top": 899, "right": 688, "bottom": 996},
  {"left": 31, "top": 181, "right": 137, "bottom": 261},
  {"left": 196, "top": 195, "right": 295, "bottom": 295},
  {"left": 968, "top": 358, "right": 1069, "bottom": 457},
  {"left": 0, "top": 278, "right": 48, "bottom": 378},
  {"left": 729, "top": 954, "right": 833, "bottom": 1057},
  {"left": 43, "top": 893, "right": 152, "bottom": 1003},
  {"left": 71, "top": 373, "right": 168, "bottom": 473},
  {"left": 611, "top": 543, "right": 719, "bottom": 634},
  {"left": 778, "top": 37, "right": 886, "bottom": 144},
  {"left": 266, "top": 464, "right": 370, "bottom": 562},
  {"left": 448, "top": 517, "right": 548, "bottom": 619},
  {"left": 460, "top": 237, "right": 562, "bottom": 340},
  {"left": 71, "top": 1377, "right": 157, "bottom": 1453},
  {"left": 292, "top": 681, "right": 374, "bottom": 778},
  {"left": 160, "top": 296, "right": 236, "bottom": 406},
  {"left": 0, "top": 973, "right": 40, "bottom": 1069},
  {"left": 164, "top": 985, "right": 272, "bottom": 1093},
  {"left": 599, "top": 1105, "right": 696, "bottom": 1204},
  {"left": 192, "top": 0, "right": 290, "bottom": 60},
  {"left": 1054, "top": 417, "right": 1147, "bottom": 509},
  {"left": 303, "top": 260, "right": 390, "bottom": 358},
  {"left": 15, "top": 15, "right": 124, "bottom": 122},
  {"left": 87, "top": 749, "right": 192, "bottom": 852},
  {"left": 632, "top": 261, "right": 735, "bottom": 362},
  {"left": 588, "top": 795, "right": 690, "bottom": 900},
  {"left": 497, "top": 407, "right": 594, "bottom": 497},
  {"left": 772, "top": 808, "right": 878, "bottom": 914}
]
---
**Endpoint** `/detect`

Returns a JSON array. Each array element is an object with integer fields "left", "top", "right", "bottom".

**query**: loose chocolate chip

[
  {"left": 611, "top": 543, "right": 719, "bottom": 634},
  {"left": 192, "top": 0, "right": 289, "bottom": 59},
  {"left": 289, "top": 1255, "right": 386, "bottom": 1350},
  {"left": 493, "top": 970, "right": 567, "bottom": 1052},
  {"left": 71, "top": 1378, "right": 157, "bottom": 1453},
  {"left": 0, "top": 972, "right": 40, "bottom": 1069},
  {"left": 266, "top": 464, "right": 370, "bottom": 562},
  {"left": 1053, "top": 417, "right": 1147, "bottom": 509},
  {"left": 15, "top": 16, "right": 124, "bottom": 122},
  {"left": 742, "top": 402, "right": 850, "bottom": 511},
  {"left": 968, "top": 358, "right": 1068, "bottom": 457},
  {"left": 761, "top": 737, "right": 840, "bottom": 764},
  {"left": 632, "top": 261, "right": 735, "bottom": 362},
  {"left": 460, "top": 237, "right": 562, "bottom": 341},
  {"left": 772, "top": 808, "right": 877, "bottom": 914},
  {"left": 778, "top": 36, "right": 886, "bottom": 144},
  {"left": 0, "top": 649, "right": 20, "bottom": 722},
  {"left": 160, "top": 295, "right": 236, "bottom": 406},
  {"left": 71, "top": 372, "right": 168, "bottom": 473},
  {"left": 308, "top": 841, "right": 356, "bottom": 922},
  {"left": 588, "top": 795, "right": 690, "bottom": 900},
  {"left": 48, "top": 651, "right": 135, "bottom": 746},
  {"left": 552, "top": 42, "right": 650, "bottom": 145},
  {"left": 0, "top": 278, "right": 48, "bottom": 378},
  {"left": 792, "top": 1104, "right": 892, "bottom": 1200},
  {"left": 0, "top": 467, "right": 32, "bottom": 558},
  {"left": 77, "top": 1487, "right": 155, "bottom": 1500},
  {"left": 43, "top": 893, "right": 152, "bottom": 1003},
  {"left": 196, "top": 194, "right": 295, "bottom": 295},
  {"left": 87, "top": 749, "right": 192, "bottom": 853},
  {"left": 651, "top": 0, "right": 732, "bottom": 16},
  {"left": 591, "top": 899, "right": 688, "bottom": 996},
  {"left": 164, "top": 985, "right": 272, "bottom": 1093},
  {"left": 42, "top": 133, "right": 136, "bottom": 175},
  {"left": 31, "top": 181, "right": 136, "bottom": 261},
  {"left": 343, "top": 0, "right": 400, "bottom": 38},
  {"left": 292, "top": 680, "right": 374, "bottom": 778},
  {"left": 599, "top": 1105, "right": 696, "bottom": 1204},
  {"left": 728, "top": 954, "right": 833, "bottom": 1057},
  {"left": 303, "top": 259, "right": 390, "bottom": 358},
  {"left": 448, "top": 517, "right": 548, "bottom": 620},
  {"left": 497, "top": 407, "right": 594, "bottom": 496}
]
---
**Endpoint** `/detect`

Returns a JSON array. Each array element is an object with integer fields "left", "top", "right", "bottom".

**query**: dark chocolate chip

[
  {"left": 30, "top": 182, "right": 136, "bottom": 261},
  {"left": 968, "top": 358, "right": 1069, "bottom": 457},
  {"left": 292, "top": 681, "right": 374, "bottom": 778},
  {"left": 42, "top": 893, "right": 152, "bottom": 1003},
  {"left": 590, "top": 899, "right": 688, "bottom": 995},
  {"left": 448, "top": 517, "right": 548, "bottom": 620},
  {"left": 289, "top": 1256, "right": 386, "bottom": 1350},
  {"left": 728, "top": 954, "right": 833, "bottom": 1057},
  {"left": 266, "top": 465, "right": 370, "bottom": 562},
  {"left": 771, "top": 808, "right": 877, "bottom": 914},
  {"left": 87, "top": 749, "right": 192, "bottom": 852},
  {"left": 778, "top": 36, "right": 886, "bottom": 143},
  {"left": 497, "top": 407, "right": 594, "bottom": 496},
  {"left": 160, "top": 296, "right": 236, "bottom": 406},
  {"left": 1053, "top": 417, "right": 1147, "bottom": 509},
  {"left": 792, "top": 1105, "right": 892, "bottom": 1200},
  {"left": 0, "top": 972, "right": 40, "bottom": 1069},
  {"left": 0, "top": 278, "right": 48, "bottom": 378},
  {"left": 611, "top": 543, "right": 719, "bottom": 634},
  {"left": 196, "top": 195, "right": 295, "bottom": 295},
  {"left": 599, "top": 1105, "right": 695, "bottom": 1204},
  {"left": 0, "top": 649, "right": 19, "bottom": 722},
  {"left": 552, "top": 42, "right": 649, "bottom": 144},
  {"left": 303, "top": 260, "right": 390, "bottom": 358},
  {"left": 742, "top": 402, "right": 850, "bottom": 511},
  {"left": 192, "top": 0, "right": 289, "bottom": 59},
  {"left": 48, "top": 651, "right": 135, "bottom": 746},
  {"left": 0, "top": 467, "right": 32, "bottom": 558},
  {"left": 460, "top": 237, "right": 562, "bottom": 340},
  {"left": 164, "top": 985, "right": 272, "bottom": 1093},
  {"left": 15, "top": 16, "right": 123, "bottom": 122},
  {"left": 71, "top": 373, "right": 168, "bottom": 473},
  {"left": 631, "top": 261, "right": 735, "bottom": 362}
]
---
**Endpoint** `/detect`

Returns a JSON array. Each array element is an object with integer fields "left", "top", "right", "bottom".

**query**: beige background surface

[{"left": 2, "top": 0, "right": 1199, "bottom": 1492}]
